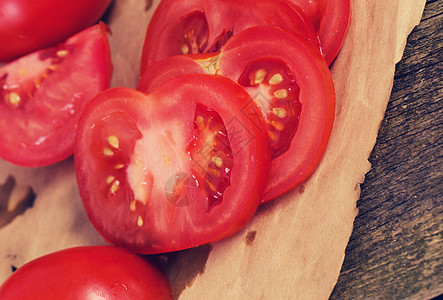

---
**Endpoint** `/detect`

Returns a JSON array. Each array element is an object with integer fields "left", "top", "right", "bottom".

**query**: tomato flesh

[
  {"left": 75, "top": 75, "right": 271, "bottom": 254},
  {"left": 0, "top": 23, "right": 112, "bottom": 167}
]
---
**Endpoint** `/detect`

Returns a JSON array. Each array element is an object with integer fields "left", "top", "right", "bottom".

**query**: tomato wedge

[
  {"left": 287, "top": 0, "right": 351, "bottom": 65},
  {"left": 138, "top": 26, "right": 335, "bottom": 202},
  {"left": 0, "top": 23, "right": 112, "bottom": 167},
  {"left": 140, "top": 0, "right": 319, "bottom": 73},
  {"left": 0, "top": 246, "right": 172, "bottom": 299},
  {"left": 75, "top": 75, "right": 271, "bottom": 254}
]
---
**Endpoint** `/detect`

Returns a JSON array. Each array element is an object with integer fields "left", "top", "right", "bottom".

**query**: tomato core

[{"left": 237, "top": 59, "right": 301, "bottom": 160}]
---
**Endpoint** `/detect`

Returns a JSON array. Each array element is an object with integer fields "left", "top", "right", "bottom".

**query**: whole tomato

[
  {"left": 0, "top": 246, "right": 173, "bottom": 299},
  {"left": 0, "top": 0, "right": 112, "bottom": 62}
]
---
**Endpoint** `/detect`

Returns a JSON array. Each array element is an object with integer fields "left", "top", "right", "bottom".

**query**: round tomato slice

[
  {"left": 287, "top": 0, "right": 351, "bottom": 65},
  {"left": 0, "top": 246, "right": 172, "bottom": 299},
  {"left": 0, "top": 0, "right": 112, "bottom": 62},
  {"left": 140, "top": 0, "right": 319, "bottom": 74},
  {"left": 138, "top": 27, "right": 335, "bottom": 202},
  {"left": 75, "top": 75, "right": 271, "bottom": 254},
  {"left": 0, "top": 23, "right": 112, "bottom": 167}
]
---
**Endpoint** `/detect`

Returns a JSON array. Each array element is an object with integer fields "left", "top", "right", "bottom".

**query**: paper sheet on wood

[{"left": 0, "top": 0, "right": 426, "bottom": 298}]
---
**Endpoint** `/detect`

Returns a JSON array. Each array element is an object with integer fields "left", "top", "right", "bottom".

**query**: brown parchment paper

[{"left": 0, "top": 0, "right": 426, "bottom": 298}]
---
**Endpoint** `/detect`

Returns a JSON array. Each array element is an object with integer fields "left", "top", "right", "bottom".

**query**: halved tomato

[
  {"left": 0, "top": 23, "right": 112, "bottom": 167},
  {"left": 140, "top": 0, "right": 319, "bottom": 74},
  {"left": 287, "top": 0, "right": 351, "bottom": 65},
  {"left": 138, "top": 26, "right": 335, "bottom": 202},
  {"left": 75, "top": 74, "right": 271, "bottom": 254}
]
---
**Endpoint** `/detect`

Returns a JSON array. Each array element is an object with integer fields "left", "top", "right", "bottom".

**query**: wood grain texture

[{"left": 330, "top": 0, "right": 443, "bottom": 299}]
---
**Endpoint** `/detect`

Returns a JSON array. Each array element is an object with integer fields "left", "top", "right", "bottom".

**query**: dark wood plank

[{"left": 330, "top": 0, "right": 443, "bottom": 299}]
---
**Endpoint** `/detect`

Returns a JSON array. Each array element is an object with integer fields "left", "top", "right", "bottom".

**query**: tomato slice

[
  {"left": 0, "top": 0, "right": 112, "bottom": 62},
  {"left": 0, "top": 246, "right": 172, "bottom": 299},
  {"left": 140, "top": 0, "right": 319, "bottom": 74},
  {"left": 0, "top": 23, "right": 112, "bottom": 167},
  {"left": 287, "top": 0, "right": 351, "bottom": 65},
  {"left": 138, "top": 26, "right": 335, "bottom": 202},
  {"left": 75, "top": 75, "right": 271, "bottom": 254}
]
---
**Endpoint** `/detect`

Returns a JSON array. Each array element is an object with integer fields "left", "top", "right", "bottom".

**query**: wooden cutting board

[{"left": 0, "top": 0, "right": 427, "bottom": 299}]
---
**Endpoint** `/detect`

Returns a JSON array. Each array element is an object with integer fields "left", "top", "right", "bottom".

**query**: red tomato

[
  {"left": 0, "top": 23, "right": 112, "bottom": 167},
  {"left": 75, "top": 75, "right": 271, "bottom": 254},
  {"left": 0, "top": 246, "right": 172, "bottom": 299},
  {"left": 0, "top": 0, "right": 112, "bottom": 62},
  {"left": 287, "top": 0, "right": 351, "bottom": 65},
  {"left": 140, "top": 0, "right": 319, "bottom": 74},
  {"left": 138, "top": 26, "right": 335, "bottom": 202}
]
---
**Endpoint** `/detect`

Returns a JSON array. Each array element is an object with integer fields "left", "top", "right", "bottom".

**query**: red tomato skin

[
  {"left": 140, "top": 0, "right": 319, "bottom": 74},
  {"left": 75, "top": 76, "right": 271, "bottom": 254},
  {"left": 0, "top": 23, "right": 112, "bottom": 167},
  {"left": 0, "top": 246, "right": 172, "bottom": 300},
  {"left": 287, "top": 0, "right": 351, "bottom": 65},
  {"left": 0, "top": 0, "right": 112, "bottom": 62}
]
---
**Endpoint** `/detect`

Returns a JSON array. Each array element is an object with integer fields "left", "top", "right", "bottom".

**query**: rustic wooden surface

[{"left": 330, "top": 0, "right": 442, "bottom": 299}]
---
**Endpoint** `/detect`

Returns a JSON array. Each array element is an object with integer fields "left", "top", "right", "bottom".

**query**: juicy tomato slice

[
  {"left": 138, "top": 26, "right": 335, "bottom": 202},
  {"left": 0, "top": 23, "right": 112, "bottom": 167},
  {"left": 140, "top": 0, "right": 319, "bottom": 73},
  {"left": 75, "top": 75, "right": 271, "bottom": 254},
  {"left": 287, "top": 0, "right": 351, "bottom": 65},
  {"left": 0, "top": 246, "right": 172, "bottom": 300},
  {"left": 0, "top": 0, "right": 112, "bottom": 62}
]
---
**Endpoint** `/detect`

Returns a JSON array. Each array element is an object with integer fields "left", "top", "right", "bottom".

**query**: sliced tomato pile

[
  {"left": 72, "top": 0, "right": 349, "bottom": 254},
  {"left": 75, "top": 76, "right": 270, "bottom": 254},
  {"left": 0, "top": 22, "right": 112, "bottom": 167},
  {"left": 0, "top": 0, "right": 351, "bottom": 268}
]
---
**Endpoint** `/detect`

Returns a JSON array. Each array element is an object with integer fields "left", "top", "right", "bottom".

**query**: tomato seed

[
  {"left": 106, "top": 176, "right": 115, "bottom": 185},
  {"left": 274, "top": 89, "right": 288, "bottom": 99},
  {"left": 115, "top": 164, "right": 125, "bottom": 169},
  {"left": 110, "top": 180, "right": 120, "bottom": 194},
  {"left": 253, "top": 69, "right": 266, "bottom": 85},
  {"left": 270, "top": 120, "right": 285, "bottom": 131},
  {"left": 56, "top": 50, "right": 69, "bottom": 57},
  {"left": 269, "top": 73, "right": 284, "bottom": 85},
  {"left": 103, "top": 147, "right": 113, "bottom": 156},
  {"left": 137, "top": 216, "right": 144, "bottom": 227},
  {"left": 6, "top": 92, "right": 21, "bottom": 107},
  {"left": 130, "top": 200, "right": 136, "bottom": 212},
  {"left": 107, "top": 135, "right": 119, "bottom": 149},
  {"left": 273, "top": 107, "right": 287, "bottom": 118}
]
